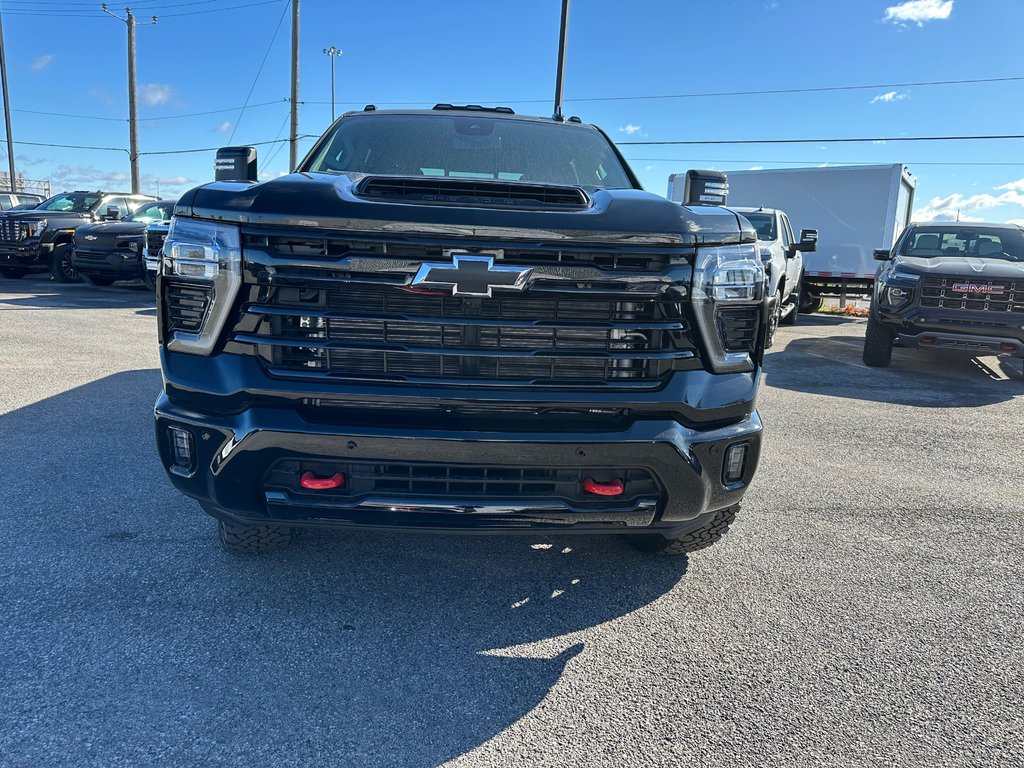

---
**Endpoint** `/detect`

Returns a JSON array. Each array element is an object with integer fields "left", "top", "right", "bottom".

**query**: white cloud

[
  {"left": 913, "top": 188, "right": 1024, "bottom": 222},
  {"left": 138, "top": 83, "right": 174, "bottom": 106},
  {"left": 748, "top": 166, "right": 765, "bottom": 171},
  {"left": 31, "top": 54, "right": 54, "bottom": 71},
  {"left": 212, "top": 121, "right": 232, "bottom": 134},
  {"left": 47, "top": 164, "right": 195, "bottom": 198},
  {"left": 996, "top": 178, "right": 1024, "bottom": 192},
  {"left": 1005, "top": 219, "right": 1024, "bottom": 227},
  {"left": 883, "top": 0, "right": 953, "bottom": 26},
  {"left": 618, "top": 124, "right": 642, "bottom": 135},
  {"left": 870, "top": 91, "right": 909, "bottom": 104}
]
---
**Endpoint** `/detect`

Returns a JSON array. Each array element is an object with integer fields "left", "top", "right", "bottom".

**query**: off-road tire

[
  {"left": 0, "top": 266, "right": 27, "bottom": 279},
  {"left": 628, "top": 505, "right": 738, "bottom": 556},
  {"left": 799, "top": 292, "right": 822, "bottom": 314},
  {"left": 83, "top": 274, "right": 116, "bottom": 286},
  {"left": 218, "top": 520, "right": 293, "bottom": 554},
  {"left": 862, "top": 318, "right": 894, "bottom": 367},
  {"left": 765, "top": 290, "right": 782, "bottom": 349},
  {"left": 49, "top": 243, "right": 81, "bottom": 283}
]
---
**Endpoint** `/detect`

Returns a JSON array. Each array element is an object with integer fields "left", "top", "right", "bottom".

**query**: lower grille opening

[
  {"left": 715, "top": 306, "right": 759, "bottom": 353},
  {"left": 165, "top": 283, "right": 213, "bottom": 333}
]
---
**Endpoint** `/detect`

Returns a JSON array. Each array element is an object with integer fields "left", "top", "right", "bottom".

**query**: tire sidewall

[{"left": 50, "top": 243, "right": 80, "bottom": 283}]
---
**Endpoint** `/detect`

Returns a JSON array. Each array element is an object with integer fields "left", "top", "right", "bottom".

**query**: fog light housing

[
  {"left": 169, "top": 427, "right": 194, "bottom": 470},
  {"left": 723, "top": 443, "right": 748, "bottom": 484}
]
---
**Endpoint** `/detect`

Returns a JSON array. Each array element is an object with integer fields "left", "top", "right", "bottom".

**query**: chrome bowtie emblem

[
  {"left": 412, "top": 253, "right": 531, "bottom": 297},
  {"left": 84, "top": 235, "right": 98, "bottom": 241}
]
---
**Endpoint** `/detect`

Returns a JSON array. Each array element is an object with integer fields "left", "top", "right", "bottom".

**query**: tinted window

[
  {"left": 781, "top": 214, "right": 795, "bottom": 246},
  {"left": 900, "top": 226, "right": 1024, "bottom": 262},
  {"left": 0, "top": 194, "right": 13, "bottom": 211},
  {"left": 303, "top": 114, "right": 635, "bottom": 189},
  {"left": 741, "top": 212, "right": 777, "bottom": 241},
  {"left": 36, "top": 192, "right": 102, "bottom": 213}
]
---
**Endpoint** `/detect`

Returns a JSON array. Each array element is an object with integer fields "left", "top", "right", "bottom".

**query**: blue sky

[{"left": 2, "top": 0, "right": 1023, "bottom": 222}]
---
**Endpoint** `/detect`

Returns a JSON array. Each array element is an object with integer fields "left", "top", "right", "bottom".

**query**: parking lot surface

[{"left": 1, "top": 277, "right": 1022, "bottom": 768}]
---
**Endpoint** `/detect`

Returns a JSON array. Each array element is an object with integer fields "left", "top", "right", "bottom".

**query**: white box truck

[{"left": 668, "top": 164, "right": 916, "bottom": 312}]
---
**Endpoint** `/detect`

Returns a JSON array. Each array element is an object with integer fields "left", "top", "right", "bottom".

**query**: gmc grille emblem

[
  {"left": 951, "top": 282, "right": 1003, "bottom": 295},
  {"left": 412, "top": 253, "right": 532, "bottom": 297}
]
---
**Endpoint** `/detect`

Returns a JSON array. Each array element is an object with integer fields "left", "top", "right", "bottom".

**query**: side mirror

[
  {"left": 873, "top": 249, "right": 892, "bottom": 261},
  {"left": 798, "top": 229, "right": 818, "bottom": 252},
  {"left": 104, "top": 207, "right": 121, "bottom": 221},
  {"left": 215, "top": 146, "right": 258, "bottom": 182},
  {"left": 682, "top": 169, "right": 728, "bottom": 207}
]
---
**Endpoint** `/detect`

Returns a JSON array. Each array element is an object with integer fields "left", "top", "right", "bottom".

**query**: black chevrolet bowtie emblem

[{"left": 412, "top": 254, "right": 532, "bottom": 297}]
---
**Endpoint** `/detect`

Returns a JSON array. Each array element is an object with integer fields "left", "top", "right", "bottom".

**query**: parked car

[
  {"left": 0, "top": 190, "right": 156, "bottom": 281},
  {"left": 71, "top": 199, "right": 176, "bottom": 286},
  {"left": 731, "top": 206, "right": 817, "bottom": 347},
  {"left": 864, "top": 221, "right": 1024, "bottom": 377},
  {"left": 155, "top": 104, "right": 767, "bottom": 556},
  {"left": 0, "top": 192, "right": 44, "bottom": 211},
  {"left": 142, "top": 221, "right": 170, "bottom": 290}
]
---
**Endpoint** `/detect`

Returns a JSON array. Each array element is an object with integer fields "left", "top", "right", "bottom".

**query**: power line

[
  {"left": 11, "top": 99, "right": 285, "bottom": 123},
  {"left": 624, "top": 158, "right": 1024, "bottom": 167},
  {"left": 0, "top": 139, "right": 127, "bottom": 152},
  {"left": 619, "top": 134, "right": 1024, "bottom": 147},
  {"left": 228, "top": 0, "right": 289, "bottom": 144},
  {"left": 0, "top": 0, "right": 280, "bottom": 16},
  {"left": 139, "top": 133, "right": 318, "bottom": 155}
]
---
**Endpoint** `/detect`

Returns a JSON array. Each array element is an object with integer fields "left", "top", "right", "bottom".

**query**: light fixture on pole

[
  {"left": 322, "top": 46, "right": 342, "bottom": 122},
  {"left": 102, "top": 3, "right": 158, "bottom": 195}
]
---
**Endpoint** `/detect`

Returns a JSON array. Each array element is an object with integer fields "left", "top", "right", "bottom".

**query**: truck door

[{"left": 780, "top": 213, "right": 801, "bottom": 294}]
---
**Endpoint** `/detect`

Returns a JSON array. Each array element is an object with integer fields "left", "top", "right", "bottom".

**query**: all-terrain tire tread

[
  {"left": 862, "top": 318, "right": 894, "bottom": 367},
  {"left": 631, "top": 505, "right": 738, "bottom": 556},
  {"left": 218, "top": 521, "right": 293, "bottom": 554}
]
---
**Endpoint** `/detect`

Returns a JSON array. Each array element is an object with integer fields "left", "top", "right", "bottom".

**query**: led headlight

[
  {"left": 18, "top": 220, "right": 46, "bottom": 240},
  {"left": 162, "top": 217, "right": 242, "bottom": 355},
  {"left": 692, "top": 244, "right": 765, "bottom": 373}
]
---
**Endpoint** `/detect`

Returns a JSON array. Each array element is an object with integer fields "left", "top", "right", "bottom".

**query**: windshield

[
  {"left": 303, "top": 113, "right": 636, "bottom": 189},
  {"left": 740, "top": 212, "right": 777, "bottom": 241},
  {"left": 127, "top": 202, "right": 174, "bottom": 223},
  {"left": 35, "top": 192, "right": 101, "bottom": 213},
  {"left": 900, "top": 226, "right": 1024, "bottom": 262}
]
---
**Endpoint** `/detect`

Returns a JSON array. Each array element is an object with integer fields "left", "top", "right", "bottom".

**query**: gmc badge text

[{"left": 154, "top": 105, "right": 767, "bottom": 556}]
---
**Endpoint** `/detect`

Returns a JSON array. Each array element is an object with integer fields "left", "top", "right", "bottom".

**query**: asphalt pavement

[{"left": 1, "top": 276, "right": 1022, "bottom": 768}]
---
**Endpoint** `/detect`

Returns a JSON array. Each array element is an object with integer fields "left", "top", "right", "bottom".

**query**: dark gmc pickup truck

[{"left": 155, "top": 105, "right": 766, "bottom": 555}]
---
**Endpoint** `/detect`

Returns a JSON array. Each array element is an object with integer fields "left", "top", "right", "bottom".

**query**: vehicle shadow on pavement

[
  {"left": 0, "top": 370, "right": 688, "bottom": 768},
  {"left": 0, "top": 278, "right": 155, "bottom": 311},
  {"left": 766, "top": 333, "right": 1024, "bottom": 407}
]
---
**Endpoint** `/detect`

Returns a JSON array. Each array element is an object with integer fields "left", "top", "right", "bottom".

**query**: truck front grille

[
  {"left": 920, "top": 277, "right": 1024, "bottom": 313},
  {"left": 0, "top": 218, "right": 20, "bottom": 242},
  {"left": 145, "top": 229, "right": 166, "bottom": 256}
]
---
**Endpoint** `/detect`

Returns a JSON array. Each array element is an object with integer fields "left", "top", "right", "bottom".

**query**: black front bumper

[
  {"left": 877, "top": 304, "right": 1024, "bottom": 357},
  {"left": 155, "top": 394, "right": 762, "bottom": 535},
  {"left": 72, "top": 249, "right": 144, "bottom": 279},
  {"left": 0, "top": 241, "right": 47, "bottom": 270}
]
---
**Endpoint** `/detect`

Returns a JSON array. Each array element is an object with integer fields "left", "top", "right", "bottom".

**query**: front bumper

[
  {"left": 72, "top": 249, "right": 144, "bottom": 279},
  {"left": 155, "top": 394, "right": 763, "bottom": 535},
  {"left": 0, "top": 241, "right": 48, "bottom": 269},
  {"left": 877, "top": 304, "right": 1024, "bottom": 357}
]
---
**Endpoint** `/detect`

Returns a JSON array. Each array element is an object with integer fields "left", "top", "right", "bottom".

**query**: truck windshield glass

[
  {"left": 303, "top": 114, "right": 635, "bottom": 189},
  {"left": 901, "top": 226, "right": 1024, "bottom": 262},
  {"left": 128, "top": 202, "right": 174, "bottom": 223},
  {"left": 35, "top": 192, "right": 101, "bottom": 213},
  {"left": 740, "top": 212, "right": 776, "bottom": 241}
]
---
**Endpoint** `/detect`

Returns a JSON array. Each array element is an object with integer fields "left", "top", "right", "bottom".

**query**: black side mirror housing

[
  {"left": 215, "top": 146, "right": 258, "bottom": 182},
  {"left": 873, "top": 249, "right": 892, "bottom": 261},
  {"left": 798, "top": 229, "right": 818, "bottom": 252},
  {"left": 682, "top": 169, "right": 729, "bottom": 207},
  {"left": 104, "top": 207, "right": 121, "bottom": 221}
]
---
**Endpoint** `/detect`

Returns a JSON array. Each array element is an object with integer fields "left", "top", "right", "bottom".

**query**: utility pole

[
  {"left": 102, "top": 4, "right": 157, "bottom": 194},
  {"left": 289, "top": 0, "right": 300, "bottom": 171},
  {"left": 322, "top": 46, "right": 342, "bottom": 122},
  {"left": 552, "top": 0, "right": 570, "bottom": 121},
  {"left": 0, "top": 8, "right": 17, "bottom": 191}
]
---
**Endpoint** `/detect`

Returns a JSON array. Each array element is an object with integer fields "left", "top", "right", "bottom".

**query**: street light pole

[
  {"left": 552, "top": 0, "right": 570, "bottom": 121},
  {"left": 102, "top": 4, "right": 157, "bottom": 194},
  {"left": 322, "top": 46, "right": 342, "bottom": 122},
  {"left": 0, "top": 9, "right": 17, "bottom": 191}
]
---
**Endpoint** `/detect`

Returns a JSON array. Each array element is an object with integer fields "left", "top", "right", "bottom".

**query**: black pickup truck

[
  {"left": 155, "top": 105, "right": 767, "bottom": 555},
  {"left": 864, "top": 222, "right": 1024, "bottom": 376},
  {"left": 71, "top": 199, "right": 176, "bottom": 286},
  {"left": 0, "top": 190, "right": 155, "bottom": 281}
]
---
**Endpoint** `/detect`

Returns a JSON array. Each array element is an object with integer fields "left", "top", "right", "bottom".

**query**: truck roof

[{"left": 338, "top": 105, "right": 595, "bottom": 129}]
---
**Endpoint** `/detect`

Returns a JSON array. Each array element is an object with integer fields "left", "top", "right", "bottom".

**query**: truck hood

[
  {"left": 893, "top": 255, "right": 1024, "bottom": 280},
  {"left": 0, "top": 210, "right": 94, "bottom": 226},
  {"left": 179, "top": 173, "right": 754, "bottom": 247},
  {"left": 75, "top": 220, "right": 148, "bottom": 238}
]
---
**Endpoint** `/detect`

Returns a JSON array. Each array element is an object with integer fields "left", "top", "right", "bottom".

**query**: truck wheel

[
  {"left": 49, "top": 244, "right": 81, "bottom": 283},
  {"left": 628, "top": 505, "right": 738, "bottom": 556},
  {"left": 765, "top": 290, "right": 782, "bottom": 348},
  {"left": 142, "top": 270, "right": 156, "bottom": 291},
  {"left": 780, "top": 281, "right": 800, "bottom": 326},
  {"left": 799, "top": 292, "right": 823, "bottom": 314},
  {"left": 83, "top": 275, "right": 116, "bottom": 286},
  {"left": 218, "top": 520, "right": 293, "bottom": 554},
  {"left": 0, "top": 267, "right": 27, "bottom": 279},
  {"left": 862, "top": 318, "right": 894, "bottom": 367}
]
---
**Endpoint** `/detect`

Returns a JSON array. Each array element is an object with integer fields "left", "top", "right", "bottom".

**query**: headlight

[
  {"left": 162, "top": 217, "right": 241, "bottom": 355},
  {"left": 17, "top": 219, "right": 46, "bottom": 240},
  {"left": 127, "top": 241, "right": 139, "bottom": 252},
  {"left": 692, "top": 244, "right": 765, "bottom": 373}
]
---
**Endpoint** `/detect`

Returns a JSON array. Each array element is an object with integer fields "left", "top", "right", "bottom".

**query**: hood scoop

[{"left": 355, "top": 176, "right": 590, "bottom": 210}]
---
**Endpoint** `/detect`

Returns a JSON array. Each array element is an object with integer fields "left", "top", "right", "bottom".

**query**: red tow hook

[
  {"left": 583, "top": 477, "right": 624, "bottom": 496},
  {"left": 300, "top": 471, "right": 345, "bottom": 490}
]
